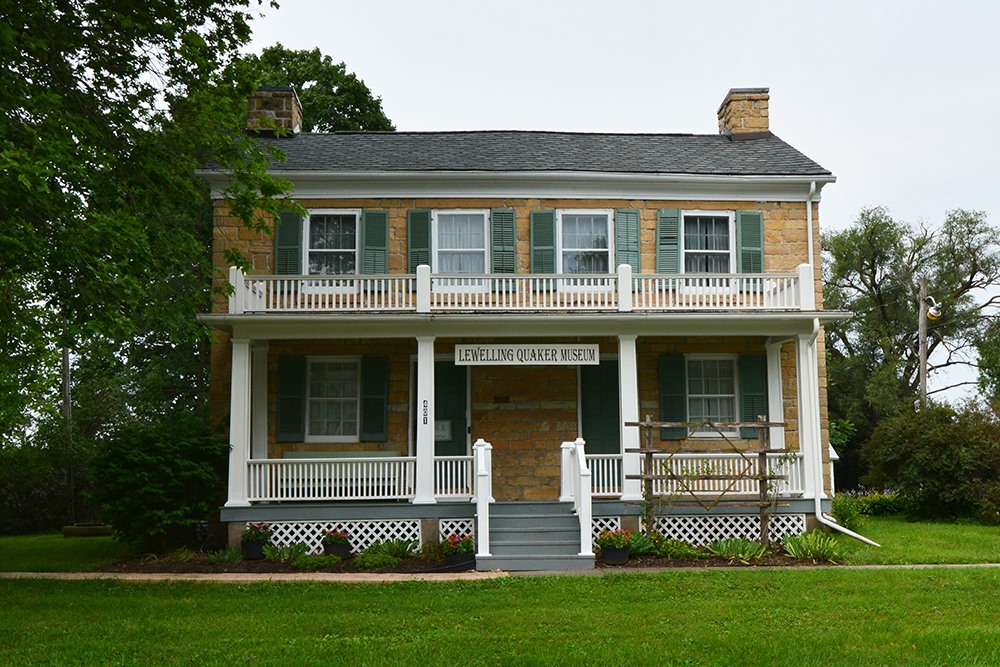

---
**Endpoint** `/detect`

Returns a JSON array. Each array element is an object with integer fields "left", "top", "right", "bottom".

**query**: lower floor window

[
  {"left": 687, "top": 357, "right": 736, "bottom": 435},
  {"left": 307, "top": 359, "right": 359, "bottom": 440}
]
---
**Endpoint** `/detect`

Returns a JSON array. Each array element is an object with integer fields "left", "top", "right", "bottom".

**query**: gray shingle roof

[{"left": 253, "top": 130, "right": 831, "bottom": 177}]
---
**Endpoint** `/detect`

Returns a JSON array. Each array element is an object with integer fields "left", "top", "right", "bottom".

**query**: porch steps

[{"left": 476, "top": 501, "right": 595, "bottom": 571}]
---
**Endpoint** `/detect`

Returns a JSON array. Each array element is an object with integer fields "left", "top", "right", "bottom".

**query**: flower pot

[
  {"left": 242, "top": 541, "right": 265, "bottom": 561},
  {"left": 323, "top": 542, "right": 352, "bottom": 559},
  {"left": 600, "top": 546, "right": 630, "bottom": 566},
  {"left": 444, "top": 552, "right": 476, "bottom": 571}
]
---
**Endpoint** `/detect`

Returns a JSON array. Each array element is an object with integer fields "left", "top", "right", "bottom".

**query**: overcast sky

[{"left": 245, "top": 0, "right": 999, "bottom": 399}]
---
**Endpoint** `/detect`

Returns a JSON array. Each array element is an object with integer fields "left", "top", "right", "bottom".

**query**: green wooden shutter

[
  {"left": 276, "top": 356, "right": 306, "bottom": 442},
  {"left": 739, "top": 355, "right": 768, "bottom": 438},
  {"left": 737, "top": 211, "right": 764, "bottom": 274},
  {"left": 656, "top": 209, "right": 681, "bottom": 274},
  {"left": 407, "top": 210, "right": 431, "bottom": 272},
  {"left": 361, "top": 210, "right": 389, "bottom": 274},
  {"left": 615, "top": 209, "right": 641, "bottom": 273},
  {"left": 530, "top": 210, "right": 556, "bottom": 274},
  {"left": 658, "top": 354, "right": 687, "bottom": 440},
  {"left": 359, "top": 357, "right": 389, "bottom": 442},
  {"left": 491, "top": 209, "right": 516, "bottom": 273},
  {"left": 275, "top": 211, "right": 303, "bottom": 275}
]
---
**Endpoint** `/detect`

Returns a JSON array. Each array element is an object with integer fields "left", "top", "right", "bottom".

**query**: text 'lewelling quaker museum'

[{"left": 454, "top": 344, "right": 600, "bottom": 366}]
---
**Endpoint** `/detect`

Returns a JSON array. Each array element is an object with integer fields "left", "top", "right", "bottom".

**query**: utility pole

[{"left": 918, "top": 277, "right": 928, "bottom": 408}]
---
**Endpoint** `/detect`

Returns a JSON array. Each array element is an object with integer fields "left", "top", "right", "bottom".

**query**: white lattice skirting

[
  {"left": 267, "top": 520, "right": 421, "bottom": 555},
  {"left": 653, "top": 514, "right": 806, "bottom": 545},
  {"left": 439, "top": 519, "right": 474, "bottom": 539}
]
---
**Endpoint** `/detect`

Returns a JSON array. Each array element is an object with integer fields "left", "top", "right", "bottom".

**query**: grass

[
  {"left": 837, "top": 516, "right": 1000, "bottom": 565},
  {"left": 0, "top": 533, "right": 130, "bottom": 572},
  {"left": 2, "top": 569, "right": 1000, "bottom": 665}
]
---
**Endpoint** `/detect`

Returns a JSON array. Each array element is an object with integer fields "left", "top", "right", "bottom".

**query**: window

[
  {"left": 305, "top": 210, "right": 359, "bottom": 275},
  {"left": 686, "top": 356, "right": 737, "bottom": 436},
  {"left": 681, "top": 212, "right": 734, "bottom": 274},
  {"left": 432, "top": 210, "right": 488, "bottom": 274},
  {"left": 558, "top": 210, "right": 613, "bottom": 274},
  {"left": 306, "top": 358, "right": 360, "bottom": 442}
]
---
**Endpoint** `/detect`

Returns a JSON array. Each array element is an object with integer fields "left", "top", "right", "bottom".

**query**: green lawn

[
  {"left": 0, "top": 533, "right": 130, "bottom": 572},
  {"left": 837, "top": 516, "right": 1000, "bottom": 565},
  {"left": 3, "top": 569, "right": 1000, "bottom": 666}
]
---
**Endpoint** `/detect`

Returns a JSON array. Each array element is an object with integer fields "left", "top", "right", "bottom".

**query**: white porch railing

[
  {"left": 473, "top": 439, "right": 493, "bottom": 558},
  {"left": 646, "top": 452, "right": 806, "bottom": 496},
  {"left": 563, "top": 438, "right": 594, "bottom": 557},
  {"left": 586, "top": 455, "right": 623, "bottom": 497},
  {"left": 228, "top": 264, "right": 812, "bottom": 315},
  {"left": 246, "top": 455, "right": 475, "bottom": 502}
]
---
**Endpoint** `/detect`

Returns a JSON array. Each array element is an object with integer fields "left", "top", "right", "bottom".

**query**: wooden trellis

[{"left": 624, "top": 415, "right": 789, "bottom": 546}]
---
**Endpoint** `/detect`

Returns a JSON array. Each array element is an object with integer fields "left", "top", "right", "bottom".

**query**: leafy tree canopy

[
  {"left": 248, "top": 44, "right": 395, "bottom": 132},
  {"left": 0, "top": 0, "right": 295, "bottom": 443}
]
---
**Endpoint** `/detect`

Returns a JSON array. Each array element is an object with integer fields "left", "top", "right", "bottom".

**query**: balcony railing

[{"left": 228, "top": 264, "right": 815, "bottom": 315}]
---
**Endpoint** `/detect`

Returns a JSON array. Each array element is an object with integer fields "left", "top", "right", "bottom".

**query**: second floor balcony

[{"left": 227, "top": 263, "right": 818, "bottom": 316}]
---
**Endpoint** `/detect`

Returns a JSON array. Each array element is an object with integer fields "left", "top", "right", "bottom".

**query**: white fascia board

[
  {"left": 197, "top": 170, "right": 836, "bottom": 203},
  {"left": 199, "top": 310, "right": 851, "bottom": 341}
]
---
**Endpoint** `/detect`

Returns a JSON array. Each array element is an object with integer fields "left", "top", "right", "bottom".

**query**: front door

[
  {"left": 433, "top": 361, "right": 468, "bottom": 456},
  {"left": 580, "top": 360, "right": 620, "bottom": 455}
]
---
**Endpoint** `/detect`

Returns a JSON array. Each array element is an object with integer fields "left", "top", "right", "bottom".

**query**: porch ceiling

[{"left": 200, "top": 310, "right": 850, "bottom": 340}]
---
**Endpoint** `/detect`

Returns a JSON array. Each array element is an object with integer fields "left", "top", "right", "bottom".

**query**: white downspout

[
  {"left": 806, "top": 181, "right": 816, "bottom": 267},
  {"left": 803, "top": 317, "right": 880, "bottom": 546}
]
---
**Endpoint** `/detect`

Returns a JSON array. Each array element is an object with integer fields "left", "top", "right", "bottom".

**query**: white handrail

[
  {"left": 562, "top": 438, "right": 593, "bottom": 557},
  {"left": 473, "top": 439, "right": 493, "bottom": 558},
  {"left": 247, "top": 457, "right": 416, "bottom": 502},
  {"left": 226, "top": 265, "right": 805, "bottom": 314}
]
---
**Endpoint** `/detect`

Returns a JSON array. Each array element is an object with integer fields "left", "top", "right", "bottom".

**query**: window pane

[
  {"left": 308, "top": 361, "right": 359, "bottom": 437},
  {"left": 687, "top": 358, "right": 736, "bottom": 430},
  {"left": 563, "top": 251, "right": 609, "bottom": 274},
  {"left": 438, "top": 213, "right": 486, "bottom": 250},
  {"left": 439, "top": 252, "right": 486, "bottom": 273},
  {"left": 562, "top": 214, "right": 609, "bottom": 250},
  {"left": 310, "top": 215, "right": 356, "bottom": 250},
  {"left": 308, "top": 253, "right": 356, "bottom": 275}
]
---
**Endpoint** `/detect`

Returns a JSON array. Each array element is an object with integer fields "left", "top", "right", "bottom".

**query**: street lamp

[{"left": 918, "top": 278, "right": 942, "bottom": 407}]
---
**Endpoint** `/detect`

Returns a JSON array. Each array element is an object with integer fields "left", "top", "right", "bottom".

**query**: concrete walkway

[{"left": 4, "top": 562, "right": 1000, "bottom": 584}]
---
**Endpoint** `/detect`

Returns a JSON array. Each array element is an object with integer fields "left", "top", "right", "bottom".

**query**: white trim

[
  {"left": 556, "top": 209, "right": 615, "bottom": 275},
  {"left": 200, "top": 170, "right": 835, "bottom": 202},
  {"left": 303, "top": 355, "right": 362, "bottom": 444},
  {"left": 302, "top": 208, "right": 361, "bottom": 276},
  {"left": 680, "top": 210, "right": 736, "bottom": 275},
  {"left": 430, "top": 209, "right": 490, "bottom": 294}
]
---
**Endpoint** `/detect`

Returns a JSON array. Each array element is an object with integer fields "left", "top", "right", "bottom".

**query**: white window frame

[
  {"left": 304, "top": 356, "right": 361, "bottom": 443},
  {"left": 302, "top": 209, "right": 361, "bottom": 294},
  {"left": 556, "top": 209, "right": 615, "bottom": 292},
  {"left": 685, "top": 354, "right": 739, "bottom": 438},
  {"left": 431, "top": 209, "right": 490, "bottom": 294},
  {"left": 680, "top": 210, "right": 736, "bottom": 274}
]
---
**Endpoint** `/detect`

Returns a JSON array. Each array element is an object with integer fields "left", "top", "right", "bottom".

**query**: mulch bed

[{"left": 100, "top": 552, "right": 829, "bottom": 575}]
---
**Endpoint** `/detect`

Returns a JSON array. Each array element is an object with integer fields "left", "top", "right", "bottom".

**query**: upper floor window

[
  {"left": 559, "top": 210, "right": 613, "bottom": 274},
  {"left": 432, "top": 210, "right": 488, "bottom": 274},
  {"left": 682, "top": 212, "right": 734, "bottom": 274},
  {"left": 305, "top": 210, "right": 360, "bottom": 275}
]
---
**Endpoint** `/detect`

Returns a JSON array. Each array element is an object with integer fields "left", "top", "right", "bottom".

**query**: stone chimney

[
  {"left": 247, "top": 87, "right": 303, "bottom": 135},
  {"left": 717, "top": 88, "right": 770, "bottom": 137}
]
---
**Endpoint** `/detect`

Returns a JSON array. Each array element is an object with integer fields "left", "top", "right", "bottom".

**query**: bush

[
  {"left": 354, "top": 551, "right": 401, "bottom": 569},
  {"left": 205, "top": 547, "right": 243, "bottom": 565},
  {"left": 862, "top": 403, "right": 1000, "bottom": 522},
  {"left": 831, "top": 493, "right": 865, "bottom": 532},
  {"left": 87, "top": 414, "right": 228, "bottom": 552},
  {"left": 263, "top": 542, "right": 309, "bottom": 563},
  {"left": 783, "top": 530, "right": 846, "bottom": 563},
  {"left": 706, "top": 538, "right": 767, "bottom": 564},
  {"left": 292, "top": 554, "right": 341, "bottom": 571},
  {"left": 366, "top": 539, "right": 418, "bottom": 559},
  {"left": 650, "top": 536, "right": 706, "bottom": 560},
  {"left": 854, "top": 490, "right": 908, "bottom": 516}
]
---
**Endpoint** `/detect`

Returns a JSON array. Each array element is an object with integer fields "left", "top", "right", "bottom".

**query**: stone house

[{"left": 200, "top": 87, "right": 845, "bottom": 570}]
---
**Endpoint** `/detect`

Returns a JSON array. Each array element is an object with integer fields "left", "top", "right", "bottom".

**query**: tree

[
  {"left": 0, "top": 0, "right": 296, "bottom": 445},
  {"left": 823, "top": 207, "right": 1000, "bottom": 487},
  {"left": 249, "top": 44, "right": 395, "bottom": 132}
]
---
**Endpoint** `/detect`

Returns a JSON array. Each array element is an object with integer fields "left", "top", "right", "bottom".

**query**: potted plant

[
  {"left": 440, "top": 533, "right": 475, "bottom": 570},
  {"left": 321, "top": 529, "right": 352, "bottom": 559},
  {"left": 596, "top": 528, "right": 632, "bottom": 565},
  {"left": 241, "top": 522, "right": 272, "bottom": 560}
]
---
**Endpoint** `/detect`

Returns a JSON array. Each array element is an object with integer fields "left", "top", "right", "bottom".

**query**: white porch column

[
  {"left": 413, "top": 336, "right": 437, "bottom": 504},
  {"left": 765, "top": 341, "right": 785, "bottom": 451},
  {"left": 225, "top": 337, "right": 252, "bottom": 507},
  {"left": 250, "top": 342, "right": 269, "bottom": 460},
  {"left": 618, "top": 335, "right": 642, "bottom": 501},
  {"left": 796, "top": 332, "right": 823, "bottom": 499}
]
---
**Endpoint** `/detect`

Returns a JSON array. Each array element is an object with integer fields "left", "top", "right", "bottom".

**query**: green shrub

[
  {"left": 366, "top": 539, "right": 417, "bottom": 559},
  {"left": 862, "top": 403, "right": 1000, "bottom": 522},
  {"left": 292, "top": 554, "right": 341, "bottom": 571},
  {"left": 855, "top": 490, "right": 908, "bottom": 516},
  {"left": 262, "top": 542, "right": 309, "bottom": 563},
  {"left": 87, "top": 415, "right": 228, "bottom": 552},
  {"left": 354, "top": 551, "right": 401, "bottom": 569},
  {"left": 419, "top": 539, "right": 447, "bottom": 562},
  {"left": 651, "top": 536, "right": 706, "bottom": 560},
  {"left": 626, "top": 532, "right": 657, "bottom": 556},
  {"left": 782, "top": 530, "right": 846, "bottom": 563},
  {"left": 205, "top": 547, "right": 243, "bottom": 565},
  {"left": 831, "top": 493, "right": 865, "bottom": 532},
  {"left": 706, "top": 538, "right": 767, "bottom": 564}
]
